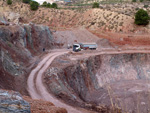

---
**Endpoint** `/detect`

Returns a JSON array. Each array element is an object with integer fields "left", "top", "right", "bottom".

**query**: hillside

[
  {"left": 1, "top": 0, "right": 150, "bottom": 48},
  {"left": 1, "top": 1, "right": 150, "bottom": 33}
]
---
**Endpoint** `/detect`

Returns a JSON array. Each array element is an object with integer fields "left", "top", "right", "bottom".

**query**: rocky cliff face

[
  {"left": 44, "top": 55, "right": 120, "bottom": 112},
  {"left": 96, "top": 53, "right": 150, "bottom": 86},
  {"left": 45, "top": 53, "right": 150, "bottom": 112},
  {"left": 0, "top": 23, "right": 54, "bottom": 55},
  {"left": 45, "top": 55, "right": 100, "bottom": 104},
  {"left": 0, "top": 14, "right": 54, "bottom": 93}
]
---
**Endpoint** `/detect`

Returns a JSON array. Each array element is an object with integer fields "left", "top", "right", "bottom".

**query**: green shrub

[
  {"left": 42, "top": 1, "right": 52, "bottom": 8},
  {"left": 140, "top": 0, "right": 144, "bottom": 2},
  {"left": 132, "top": 0, "right": 136, "bottom": 2},
  {"left": 42, "top": 1, "right": 47, "bottom": 7},
  {"left": 30, "top": 1, "right": 39, "bottom": 10},
  {"left": 22, "top": 0, "right": 31, "bottom": 4},
  {"left": 135, "top": 8, "right": 139, "bottom": 10},
  {"left": 51, "top": 3, "right": 57, "bottom": 9},
  {"left": 144, "top": 5, "right": 149, "bottom": 8},
  {"left": 92, "top": 2, "right": 99, "bottom": 8},
  {"left": 47, "top": 3, "right": 52, "bottom": 8},
  {"left": 135, "top": 9, "right": 150, "bottom": 25},
  {"left": 7, "top": 0, "right": 12, "bottom": 5}
]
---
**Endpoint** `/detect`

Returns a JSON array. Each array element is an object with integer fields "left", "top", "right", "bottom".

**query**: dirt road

[
  {"left": 69, "top": 48, "right": 150, "bottom": 61},
  {"left": 27, "top": 51, "right": 92, "bottom": 113},
  {"left": 27, "top": 48, "right": 150, "bottom": 113}
]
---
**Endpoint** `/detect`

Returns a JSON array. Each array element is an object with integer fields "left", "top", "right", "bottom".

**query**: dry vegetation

[
  {"left": 1, "top": 0, "right": 150, "bottom": 33},
  {"left": 1, "top": 0, "right": 150, "bottom": 48}
]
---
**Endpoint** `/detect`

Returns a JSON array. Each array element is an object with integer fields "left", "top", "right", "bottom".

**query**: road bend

[{"left": 27, "top": 51, "right": 85, "bottom": 113}]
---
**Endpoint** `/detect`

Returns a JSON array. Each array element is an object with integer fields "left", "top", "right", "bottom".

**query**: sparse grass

[
  {"left": 100, "top": 0, "right": 130, "bottom": 4},
  {"left": 71, "top": 3, "right": 92, "bottom": 6},
  {"left": 7, "top": 42, "right": 12, "bottom": 48}
]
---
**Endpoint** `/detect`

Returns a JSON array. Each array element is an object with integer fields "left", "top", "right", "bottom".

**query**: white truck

[{"left": 73, "top": 43, "right": 97, "bottom": 52}]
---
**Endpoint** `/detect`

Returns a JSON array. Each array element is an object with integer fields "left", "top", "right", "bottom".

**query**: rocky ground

[
  {"left": 0, "top": 89, "right": 30, "bottom": 113},
  {"left": 24, "top": 96, "right": 67, "bottom": 113},
  {"left": 0, "top": 89, "right": 67, "bottom": 113}
]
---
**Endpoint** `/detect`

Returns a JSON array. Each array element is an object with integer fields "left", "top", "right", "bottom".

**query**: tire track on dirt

[
  {"left": 27, "top": 51, "right": 86, "bottom": 113},
  {"left": 27, "top": 52, "right": 57, "bottom": 99}
]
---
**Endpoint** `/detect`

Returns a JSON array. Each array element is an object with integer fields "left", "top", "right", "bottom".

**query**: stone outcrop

[
  {"left": 45, "top": 53, "right": 150, "bottom": 113},
  {"left": 0, "top": 89, "right": 30, "bottom": 113},
  {"left": 45, "top": 55, "right": 121, "bottom": 112},
  {"left": 0, "top": 23, "right": 54, "bottom": 55},
  {"left": 0, "top": 18, "right": 54, "bottom": 93}
]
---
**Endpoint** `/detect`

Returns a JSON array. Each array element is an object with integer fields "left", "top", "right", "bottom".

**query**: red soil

[
  {"left": 90, "top": 29, "right": 150, "bottom": 46},
  {"left": 24, "top": 96, "right": 67, "bottom": 113}
]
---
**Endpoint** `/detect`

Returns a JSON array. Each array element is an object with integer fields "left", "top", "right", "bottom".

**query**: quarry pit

[
  {"left": 27, "top": 49, "right": 150, "bottom": 113},
  {"left": 1, "top": 1, "right": 150, "bottom": 112}
]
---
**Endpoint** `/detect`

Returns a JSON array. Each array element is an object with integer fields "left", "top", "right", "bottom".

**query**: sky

[
  {"left": 34, "top": 0, "right": 46, "bottom": 4},
  {"left": 34, "top": 0, "right": 53, "bottom": 4}
]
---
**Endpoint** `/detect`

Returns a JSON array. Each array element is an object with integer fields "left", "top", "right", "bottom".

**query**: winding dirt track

[
  {"left": 27, "top": 51, "right": 87, "bottom": 113},
  {"left": 27, "top": 48, "right": 150, "bottom": 113}
]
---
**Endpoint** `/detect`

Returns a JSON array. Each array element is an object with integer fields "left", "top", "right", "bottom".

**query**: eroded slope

[
  {"left": 0, "top": 15, "right": 54, "bottom": 94},
  {"left": 44, "top": 53, "right": 150, "bottom": 113}
]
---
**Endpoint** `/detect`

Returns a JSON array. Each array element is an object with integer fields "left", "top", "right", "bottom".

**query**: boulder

[{"left": 0, "top": 89, "right": 30, "bottom": 113}]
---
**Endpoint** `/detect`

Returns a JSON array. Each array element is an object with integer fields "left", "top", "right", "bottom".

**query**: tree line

[
  {"left": 7, "top": 0, "right": 58, "bottom": 10},
  {"left": 6, "top": 0, "right": 150, "bottom": 25}
]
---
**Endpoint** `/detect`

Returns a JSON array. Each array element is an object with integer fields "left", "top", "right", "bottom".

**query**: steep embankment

[
  {"left": 44, "top": 53, "right": 150, "bottom": 113},
  {"left": 0, "top": 14, "right": 54, "bottom": 94}
]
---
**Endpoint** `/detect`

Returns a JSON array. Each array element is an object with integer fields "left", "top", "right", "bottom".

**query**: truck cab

[
  {"left": 73, "top": 43, "right": 97, "bottom": 52},
  {"left": 73, "top": 44, "right": 81, "bottom": 52}
]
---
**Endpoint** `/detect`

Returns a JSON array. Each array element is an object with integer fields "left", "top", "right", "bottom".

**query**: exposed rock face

[
  {"left": 45, "top": 55, "right": 121, "bottom": 112},
  {"left": 0, "top": 22, "right": 54, "bottom": 93},
  {"left": 45, "top": 53, "right": 150, "bottom": 113},
  {"left": 95, "top": 53, "right": 150, "bottom": 86},
  {"left": 0, "top": 89, "right": 30, "bottom": 113},
  {"left": 0, "top": 23, "right": 53, "bottom": 55},
  {"left": 45, "top": 56, "right": 100, "bottom": 105}
]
